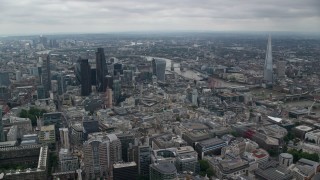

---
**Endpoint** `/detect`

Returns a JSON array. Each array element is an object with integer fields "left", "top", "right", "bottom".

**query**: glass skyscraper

[{"left": 264, "top": 35, "right": 273, "bottom": 85}]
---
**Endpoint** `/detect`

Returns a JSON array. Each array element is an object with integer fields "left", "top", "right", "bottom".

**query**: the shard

[{"left": 264, "top": 35, "right": 273, "bottom": 84}]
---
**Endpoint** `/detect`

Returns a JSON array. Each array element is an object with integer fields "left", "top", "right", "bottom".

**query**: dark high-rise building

[
  {"left": 76, "top": 59, "right": 91, "bottom": 96},
  {"left": 0, "top": 86, "right": 11, "bottom": 101},
  {"left": 129, "top": 145, "right": 151, "bottom": 177},
  {"left": 49, "top": 39, "right": 58, "bottom": 48},
  {"left": 152, "top": 58, "right": 166, "bottom": 81},
  {"left": 0, "top": 72, "right": 10, "bottom": 87},
  {"left": 113, "top": 162, "right": 138, "bottom": 180},
  {"left": 90, "top": 68, "right": 97, "bottom": 86},
  {"left": 105, "top": 75, "right": 113, "bottom": 90},
  {"left": 114, "top": 63, "right": 123, "bottom": 76},
  {"left": 57, "top": 73, "right": 66, "bottom": 95},
  {"left": 0, "top": 105, "right": 4, "bottom": 142},
  {"left": 82, "top": 116, "right": 99, "bottom": 140},
  {"left": 37, "top": 85, "right": 46, "bottom": 99},
  {"left": 117, "top": 133, "right": 135, "bottom": 162},
  {"left": 123, "top": 70, "right": 133, "bottom": 86},
  {"left": 41, "top": 54, "right": 51, "bottom": 98},
  {"left": 113, "top": 79, "right": 121, "bottom": 103},
  {"left": 96, "top": 48, "right": 107, "bottom": 92}
]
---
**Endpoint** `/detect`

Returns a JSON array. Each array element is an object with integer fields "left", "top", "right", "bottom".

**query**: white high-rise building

[
  {"left": 83, "top": 132, "right": 121, "bottom": 180},
  {"left": 59, "top": 128, "right": 70, "bottom": 149},
  {"left": 192, "top": 89, "right": 198, "bottom": 106},
  {"left": 264, "top": 35, "right": 273, "bottom": 84}
]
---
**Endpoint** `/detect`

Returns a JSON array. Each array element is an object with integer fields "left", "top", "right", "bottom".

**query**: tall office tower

[
  {"left": 82, "top": 116, "right": 99, "bottom": 140},
  {"left": 83, "top": 132, "right": 121, "bottom": 180},
  {"left": 77, "top": 59, "right": 91, "bottom": 96},
  {"left": 39, "top": 35, "right": 48, "bottom": 47},
  {"left": 57, "top": 73, "right": 66, "bottom": 95},
  {"left": 277, "top": 60, "right": 286, "bottom": 78},
  {"left": 108, "top": 134, "right": 122, "bottom": 164},
  {"left": 192, "top": 88, "right": 198, "bottom": 106},
  {"left": 114, "top": 63, "right": 123, "bottom": 76},
  {"left": 105, "top": 75, "right": 113, "bottom": 89},
  {"left": 264, "top": 35, "right": 273, "bottom": 85},
  {"left": 149, "top": 163, "right": 177, "bottom": 180},
  {"left": 128, "top": 145, "right": 151, "bottom": 177},
  {"left": 59, "top": 128, "right": 70, "bottom": 149},
  {"left": 105, "top": 88, "right": 113, "bottom": 108},
  {"left": 41, "top": 54, "right": 51, "bottom": 98},
  {"left": 16, "top": 70, "right": 22, "bottom": 81},
  {"left": 113, "top": 80, "right": 121, "bottom": 103},
  {"left": 0, "top": 72, "right": 10, "bottom": 86},
  {"left": 123, "top": 70, "right": 133, "bottom": 86},
  {"left": 37, "top": 85, "right": 46, "bottom": 99},
  {"left": 139, "top": 145, "right": 151, "bottom": 177},
  {"left": 107, "top": 63, "right": 114, "bottom": 78},
  {"left": 96, "top": 48, "right": 107, "bottom": 92},
  {"left": 117, "top": 133, "right": 135, "bottom": 162},
  {"left": 152, "top": 59, "right": 166, "bottom": 81},
  {"left": 90, "top": 68, "right": 97, "bottom": 86},
  {"left": 152, "top": 59, "right": 157, "bottom": 76},
  {"left": 0, "top": 105, "right": 4, "bottom": 142}
]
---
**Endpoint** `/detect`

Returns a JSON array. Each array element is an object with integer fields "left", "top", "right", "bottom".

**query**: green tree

[
  {"left": 206, "top": 168, "right": 215, "bottom": 178},
  {"left": 287, "top": 149, "right": 319, "bottom": 163},
  {"left": 199, "top": 160, "right": 210, "bottom": 171},
  {"left": 19, "top": 107, "right": 47, "bottom": 126},
  {"left": 284, "top": 132, "right": 295, "bottom": 143},
  {"left": 231, "top": 131, "right": 240, "bottom": 137},
  {"left": 199, "top": 160, "right": 215, "bottom": 177}
]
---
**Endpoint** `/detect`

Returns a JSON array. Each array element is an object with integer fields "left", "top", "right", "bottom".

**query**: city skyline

[{"left": 1, "top": 0, "right": 320, "bottom": 36}]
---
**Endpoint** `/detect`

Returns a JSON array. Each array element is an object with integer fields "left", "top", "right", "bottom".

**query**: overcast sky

[{"left": 1, "top": 0, "right": 319, "bottom": 35}]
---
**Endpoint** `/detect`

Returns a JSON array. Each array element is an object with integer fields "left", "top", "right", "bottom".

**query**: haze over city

[
  {"left": 1, "top": 0, "right": 320, "bottom": 35},
  {"left": 1, "top": 0, "right": 320, "bottom": 180}
]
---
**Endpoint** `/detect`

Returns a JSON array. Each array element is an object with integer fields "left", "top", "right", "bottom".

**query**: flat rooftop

[
  {"left": 198, "top": 138, "right": 225, "bottom": 147},
  {"left": 40, "top": 125, "right": 55, "bottom": 131},
  {"left": 113, "top": 162, "right": 137, "bottom": 168}
]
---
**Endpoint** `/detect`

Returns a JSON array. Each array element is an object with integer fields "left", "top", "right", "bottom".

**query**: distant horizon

[
  {"left": 1, "top": 0, "right": 319, "bottom": 37},
  {"left": 1, "top": 30, "right": 320, "bottom": 38}
]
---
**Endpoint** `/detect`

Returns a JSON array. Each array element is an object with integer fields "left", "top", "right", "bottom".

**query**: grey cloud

[{"left": 0, "top": 0, "right": 319, "bottom": 35}]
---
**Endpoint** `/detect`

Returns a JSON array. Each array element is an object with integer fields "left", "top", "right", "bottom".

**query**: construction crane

[{"left": 308, "top": 100, "right": 316, "bottom": 115}]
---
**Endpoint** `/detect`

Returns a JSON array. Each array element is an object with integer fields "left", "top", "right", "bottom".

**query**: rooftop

[
  {"left": 113, "top": 162, "right": 137, "bottom": 168},
  {"left": 151, "top": 163, "right": 177, "bottom": 174},
  {"left": 40, "top": 125, "right": 55, "bottom": 131},
  {"left": 198, "top": 138, "right": 225, "bottom": 147},
  {"left": 295, "top": 125, "right": 313, "bottom": 132}
]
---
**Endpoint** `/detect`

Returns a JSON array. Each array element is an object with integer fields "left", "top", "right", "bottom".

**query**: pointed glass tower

[{"left": 264, "top": 35, "right": 273, "bottom": 84}]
